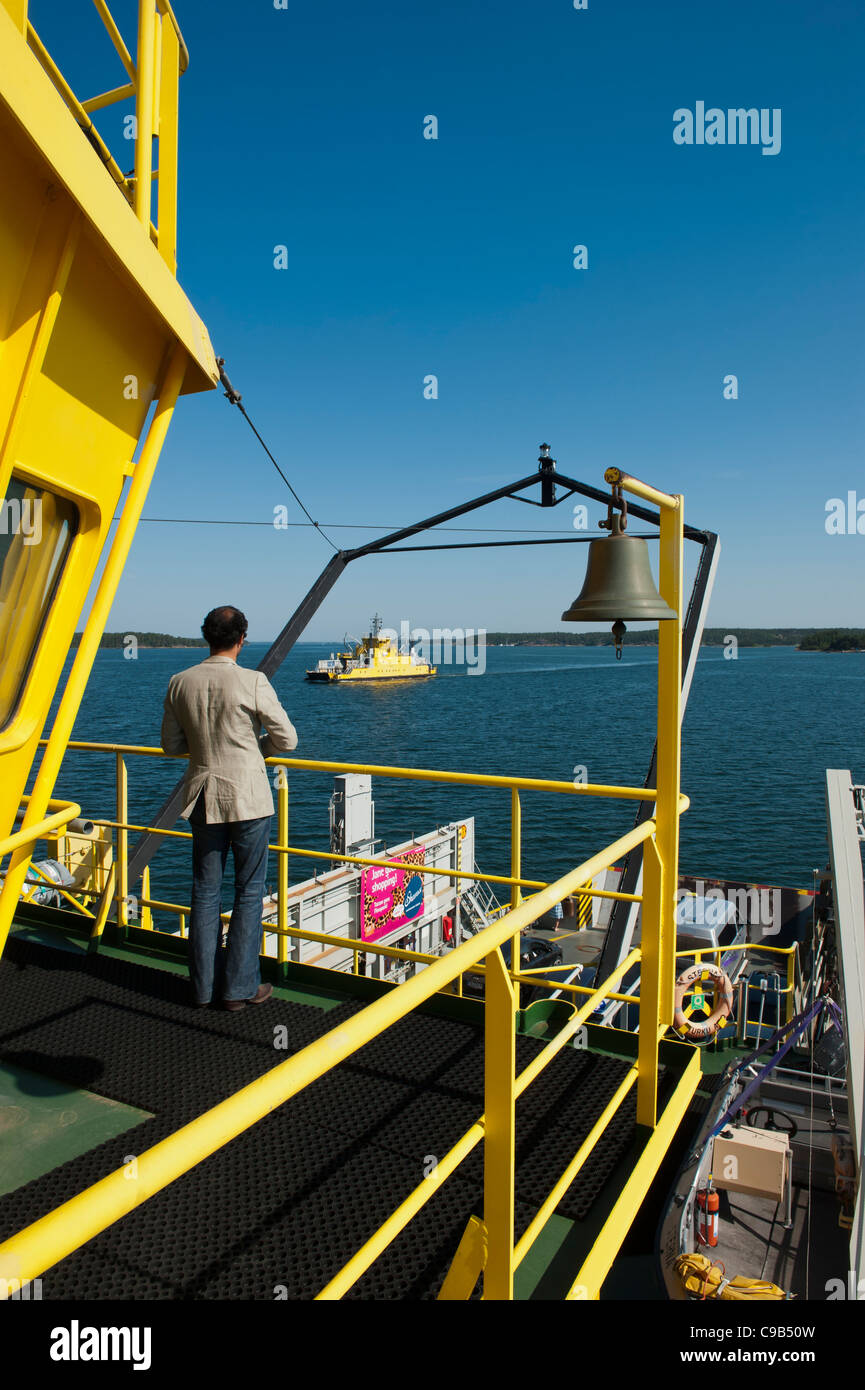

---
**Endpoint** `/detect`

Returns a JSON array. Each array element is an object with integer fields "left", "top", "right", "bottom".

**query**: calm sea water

[{"left": 38, "top": 644, "right": 865, "bottom": 910}]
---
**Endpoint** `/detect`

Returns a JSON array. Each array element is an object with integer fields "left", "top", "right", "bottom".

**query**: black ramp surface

[{"left": 0, "top": 938, "right": 653, "bottom": 1298}]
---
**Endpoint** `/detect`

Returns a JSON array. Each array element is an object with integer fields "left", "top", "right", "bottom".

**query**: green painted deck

[{"left": 0, "top": 1061, "right": 151, "bottom": 1198}]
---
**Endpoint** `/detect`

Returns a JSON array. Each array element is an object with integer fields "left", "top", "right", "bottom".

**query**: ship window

[
  {"left": 0, "top": 477, "right": 78, "bottom": 730},
  {"left": 675, "top": 935, "right": 706, "bottom": 954}
]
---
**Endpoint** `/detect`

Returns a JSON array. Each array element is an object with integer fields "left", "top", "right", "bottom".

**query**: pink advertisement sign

[{"left": 360, "top": 848, "right": 426, "bottom": 943}]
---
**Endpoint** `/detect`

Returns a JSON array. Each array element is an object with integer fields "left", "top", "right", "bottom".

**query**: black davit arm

[{"left": 124, "top": 451, "right": 715, "bottom": 887}]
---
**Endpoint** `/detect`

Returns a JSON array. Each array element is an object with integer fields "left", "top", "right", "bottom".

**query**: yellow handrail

[
  {"left": 80, "top": 811, "right": 645, "bottom": 898},
  {"left": 0, "top": 819, "right": 661, "bottom": 1295},
  {"left": 24, "top": 2, "right": 188, "bottom": 265},
  {"left": 675, "top": 942, "right": 796, "bottom": 956},
  {"left": 47, "top": 739, "right": 659, "bottom": 960},
  {"left": 53, "top": 739, "right": 658, "bottom": 799},
  {"left": 0, "top": 800, "right": 81, "bottom": 858},
  {"left": 127, "top": 899, "right": 645, "bottom": 1004},
  {"left": 91, "top": 0, "right": 136, "bottom": 81},
  {"left": 25, "top": 22, "right": 128, "bottom": 191},
  {"left": 1, "top": 463, "right": 689, "bottom": 1299},
  {"left": 318, "top": 947, "right": 642, "bottom": 1299},
  {"left": 35, "top": 739, "right": 683, "bottom": 996}
]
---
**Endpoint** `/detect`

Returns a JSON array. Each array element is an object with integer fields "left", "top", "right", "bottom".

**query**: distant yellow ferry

[{"left": 305, "top": 616, "right": 437, "bottom": 682}]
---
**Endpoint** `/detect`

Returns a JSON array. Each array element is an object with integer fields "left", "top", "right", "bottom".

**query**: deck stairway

[{"left": 459, "top": 868, "right": 504, "bottom": 936}]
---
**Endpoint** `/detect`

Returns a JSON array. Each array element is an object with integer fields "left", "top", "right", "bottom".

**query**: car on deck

[{"left": 461, "top": 934, "right": 564, "bottom": 1008}]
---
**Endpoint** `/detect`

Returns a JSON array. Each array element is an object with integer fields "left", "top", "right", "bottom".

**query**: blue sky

[{"left": 37, "top": 0, "right": 865, "bottom": 640}]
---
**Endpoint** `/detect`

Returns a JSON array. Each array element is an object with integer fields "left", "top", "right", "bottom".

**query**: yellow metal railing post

[
  {"left": 152, "top": 5, "right": 162, "bottom": 121},
  {"left": 608, "top": 475, "right": 683, "bottom": 1129},
  {"left": 510, "top": 787, "right": 521, "bottom": 911},
  {"left": 90, "top": 864, "right": 115, "bottom": 944},
  {"left": 156, "top": 10, "right": 179, "bottom": 271},
  {"left": 482, "top": 946, "right": 516, "bottom": 1300},
  {"left": 657, "top": 494, "right": 684, "bottom": 1033},
  {"left": 510, "top": 785, "right": 521, "bottom": 992},
  {"left": 277, "top": 774, "right": 289, "bottom": 973},
  {"left": 140, "top": 865, "right": 152, "bottom": 930},
  {"left": 636, "top": 834, "right": 663, "bottom": 1123},
  {"left": 133, "top": 0, "right": 156, "bottom": 225},
  {"left": 438, "top": 1216, "right": 487, "bottom": 1300},
  {"left": 115, "top": 753, "right": 128, "bottom": 935}
]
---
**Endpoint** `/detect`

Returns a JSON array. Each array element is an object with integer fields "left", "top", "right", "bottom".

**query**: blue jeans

[{"left": 188, "top": 794, "right": 271, "bottom": 1003}]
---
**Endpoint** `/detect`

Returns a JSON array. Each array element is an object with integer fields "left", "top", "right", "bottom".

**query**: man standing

[{"left": 160, "top": 606, "right": 298, "bottom": 1011}]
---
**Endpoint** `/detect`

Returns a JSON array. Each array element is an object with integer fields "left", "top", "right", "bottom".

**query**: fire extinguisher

[{"left": 696, "top": 1175, "right": 719, "bottom": 1247}]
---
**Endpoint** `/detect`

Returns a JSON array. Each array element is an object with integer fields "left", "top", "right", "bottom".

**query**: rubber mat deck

[{"left": 0, "top": 938, "right": 662, "bottom": 1299}]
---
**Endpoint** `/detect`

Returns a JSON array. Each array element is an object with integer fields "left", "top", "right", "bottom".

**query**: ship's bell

[{"left": 561, "top": 514, "right": 676, "bottom": 655}]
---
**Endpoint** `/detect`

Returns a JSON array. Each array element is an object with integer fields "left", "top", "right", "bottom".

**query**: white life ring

[{"left": 673, "top": 962, "right": 734, "bottom": 1041}]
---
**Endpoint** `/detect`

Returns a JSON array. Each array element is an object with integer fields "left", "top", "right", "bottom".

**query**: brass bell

[{"left": 561, "top": 513, "right": 676, "bottom": 658}]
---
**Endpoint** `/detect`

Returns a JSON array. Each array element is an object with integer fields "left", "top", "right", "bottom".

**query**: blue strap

[{"left": 708, "top": 995, "right": 837, "bottom": 1140}]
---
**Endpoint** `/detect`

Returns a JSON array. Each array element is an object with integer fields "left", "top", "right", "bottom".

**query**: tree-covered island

[
  {"left": 485, "top": 628, "right": 865, "bottom": 650},
  {"left": 72, "top": 632, "right": 207, "bottom": 649}
]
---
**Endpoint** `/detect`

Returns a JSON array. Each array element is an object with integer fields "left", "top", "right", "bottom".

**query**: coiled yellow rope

[{"left": 674, "top": 1253, "right": 791, "bottom": 1300}]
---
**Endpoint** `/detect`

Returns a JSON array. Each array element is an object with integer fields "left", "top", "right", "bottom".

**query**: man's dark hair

[{"left": 202, "top": 606, "right": 248, "bottom": 651}]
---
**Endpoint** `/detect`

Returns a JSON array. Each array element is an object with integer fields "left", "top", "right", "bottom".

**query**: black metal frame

[{"left": 125, "top": 451, "right": 714, "bottom": 886}]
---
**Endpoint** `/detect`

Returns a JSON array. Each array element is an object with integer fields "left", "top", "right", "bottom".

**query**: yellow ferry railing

[
  {"left": 675, "top": 942, "right": 798, "bottom": 1028},
  {"left": 19, "top": 0, "right": 187, "bottom": 271},
  {"left": 37, "top": 739, "right": 650, "bottom": 998},
  {"left": 0, "top": 808, "right": 698, "bottom": 1303},
  {"left": 0, "top": 467, "right": 687, "bottom": 1298},
  {"left": 0, "top": 799, "right": 81, "bottom": 859}
]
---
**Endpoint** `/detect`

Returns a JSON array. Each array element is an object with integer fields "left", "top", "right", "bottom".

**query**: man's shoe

[{"left": 223, "top": 983, "right": 273, "bottom": 1012}]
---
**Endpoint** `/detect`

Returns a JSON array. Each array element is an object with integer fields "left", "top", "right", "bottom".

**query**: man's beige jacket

[{"left": 160, "top": 656, "right": 298, "bottom": 823}]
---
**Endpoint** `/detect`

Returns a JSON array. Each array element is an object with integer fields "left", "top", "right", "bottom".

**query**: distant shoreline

[
  {"left": 73, "top": 632, "right": 207, "bottom": 650},
  {"left": 485, "top": 627, "right": 865, "bottom": 652},
  {"left": 76, "top": 630, "right": 865, "bottom": 653}
]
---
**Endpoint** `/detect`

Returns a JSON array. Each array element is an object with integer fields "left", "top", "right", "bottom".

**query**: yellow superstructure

[
  {"left": 306, "top": 615, "right": 437, "bottom": 682},
  {"left": 0, "top": 0, "right": 218, "bottom": 956}
]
